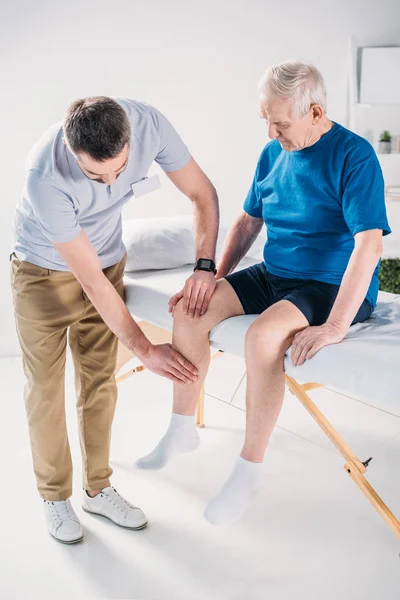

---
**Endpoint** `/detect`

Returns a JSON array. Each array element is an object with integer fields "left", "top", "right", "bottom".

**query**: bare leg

[
  {"left": 135, "top": 279, "right": 244, "bottom": 469},
  {"left": 171, "top": 279, "right": 244, "bottom": 415},
  {"left": 204, "top": 300, "right": 308, "bottom": 524},
  {"left": 242, "top": 300, "right": 309, "bottom": 461}
]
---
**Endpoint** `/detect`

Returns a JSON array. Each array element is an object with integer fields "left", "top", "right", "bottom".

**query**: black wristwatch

[{"left": 194, "top": 258, "right": 217, "bottom": 275}]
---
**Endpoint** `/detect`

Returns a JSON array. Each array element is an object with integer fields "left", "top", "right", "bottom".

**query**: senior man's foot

[
  {"left": 204, "top": 457, "right": 263, "bottom": 525},
  {"left": 135, "top": 413, "right": 200, "bottom": 470}
]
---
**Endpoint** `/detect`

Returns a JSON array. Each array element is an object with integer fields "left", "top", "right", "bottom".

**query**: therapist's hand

[
  {"left": 291, "top": 323, "right": 345, "bottom": 367},
  {"left": 169, "top": 270, "right": 217, "bottom": 318},
  {"left": 141, "top": 343, "right": 198, "bottom": 384}
]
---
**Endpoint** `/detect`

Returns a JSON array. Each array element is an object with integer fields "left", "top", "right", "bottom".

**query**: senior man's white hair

[{"left": 258, "top": 60, "right": 327, "bottom": 118}]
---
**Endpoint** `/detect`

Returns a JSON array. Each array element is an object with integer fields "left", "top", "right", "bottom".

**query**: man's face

[
  {"left": 76, "top": 144, "right": 129, "bottom": 184},
  {"left": 260, "top": 97, "right": 315, "bottom": 152}
]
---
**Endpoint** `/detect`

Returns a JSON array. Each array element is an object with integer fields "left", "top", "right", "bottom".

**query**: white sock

[
  {"left": 135, "top": 413, "right": 200, "bottom": 470},
  {"left": 204, "top": 456, "right": 263, "bottom": 525}
]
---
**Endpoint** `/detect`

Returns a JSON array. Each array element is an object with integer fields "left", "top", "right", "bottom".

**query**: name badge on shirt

[{"left": 131, "top": 174, "right": 161, "bottom": 198}]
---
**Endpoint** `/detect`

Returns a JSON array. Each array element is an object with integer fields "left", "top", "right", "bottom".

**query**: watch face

[{"left": 199, "top": 259, "right": 212, "bottom": 269}]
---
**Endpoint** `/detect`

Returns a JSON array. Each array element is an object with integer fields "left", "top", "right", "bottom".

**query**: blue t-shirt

[{"left": 243, "top": 122, "right": 391, "bottom": 308}]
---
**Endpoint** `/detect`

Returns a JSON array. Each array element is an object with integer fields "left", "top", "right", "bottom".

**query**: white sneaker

[
  {"left": 82, "top": 487, "right": 148, "bottom": 530},
  {"left": 44, "top": 499, "right": 84, "bottom": 544}
]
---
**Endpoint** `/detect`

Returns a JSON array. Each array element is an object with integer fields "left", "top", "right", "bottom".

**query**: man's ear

[{"left": 311, "top": 104, "right": 323, "bottom": 123}]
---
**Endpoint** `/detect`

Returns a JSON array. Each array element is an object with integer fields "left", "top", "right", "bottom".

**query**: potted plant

[{"left": 379, "top": 130, "right": 392, "bottom": 154}]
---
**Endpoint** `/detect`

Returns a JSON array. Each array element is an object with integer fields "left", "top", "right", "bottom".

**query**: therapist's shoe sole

[
  {"left": 82, "top": 506, "right": 148, "bottom": 530},
  {"left": 49, "top": 532, "right": 84, "bottom": 544}
]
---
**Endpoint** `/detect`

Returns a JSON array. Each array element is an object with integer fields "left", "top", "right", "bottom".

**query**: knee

[
  {"left": 245, "top": 321, "right": 290, "bottom": 362},
  {"left": 172, "top": 298, "right": 190, "bottom": 324},
  {"left": 172, "top": 298, "right": 211, "bottom": 333}
]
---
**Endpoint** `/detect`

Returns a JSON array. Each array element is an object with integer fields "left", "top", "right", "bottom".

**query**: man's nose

[
  {"left": 268, "top": 123, "right": 278, "bottom": 139},
  {"left": 102, "top": 173, "right": 117, "bottom": 185}
]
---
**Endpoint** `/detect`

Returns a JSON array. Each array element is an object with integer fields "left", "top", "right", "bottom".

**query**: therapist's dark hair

[{"left": 63, "top": 96, "right": 131, "bottom": 161}]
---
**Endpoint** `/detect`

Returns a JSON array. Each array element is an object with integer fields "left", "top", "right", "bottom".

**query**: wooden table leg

[
  {"left": 196, "top": 385, "right": 205, "bottom": 428},
  {"left": 285, "top": 374, "right": 400, "bottom": 541}
]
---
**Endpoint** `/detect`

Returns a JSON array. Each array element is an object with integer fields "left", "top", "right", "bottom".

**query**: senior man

[
  {"left": 11, "top": 97, "right": 219, "bottom": 542},
  {"left": 135, "top": 61, "right": 391, "bottom": 525}
]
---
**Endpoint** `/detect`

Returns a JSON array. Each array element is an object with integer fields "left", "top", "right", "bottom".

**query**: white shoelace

[
  {"left": 102, "top": 488, "right": 136, "bottom": 512},
  {"left": 47, "top": 500, "right": 76, "bottom": 524}
]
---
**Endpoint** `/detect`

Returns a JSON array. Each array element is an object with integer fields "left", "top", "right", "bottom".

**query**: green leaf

[{"left": 379, "top": 259, "right": 400, "bottom": 294}]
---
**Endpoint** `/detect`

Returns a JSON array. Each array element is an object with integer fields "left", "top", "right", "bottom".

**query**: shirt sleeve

[
  {"left": 341, "top": 145, "right": 391, "bottom": 237},
  {"left": 149, "top": 107, "right": 191, "bottom": 172},
  {"left": 243, "top": 161, "right": 263, "bottom": 218},
  {"left": 26, "top": 170, "right": 82, "bottom": 243}
]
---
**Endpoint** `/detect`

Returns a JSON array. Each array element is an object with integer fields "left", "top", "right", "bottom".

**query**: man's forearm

[
  {"left": 82, "top": 276, "right": 152, "bottom": 359},
  {"left": 216, "top": 213, "right": 263, "bottom": 279},
  {"left": 192, "top": 187, "right": 219, "bottom": 261},
  {"left": 327, "top": 246, "right": 382, "bottom": 332}
]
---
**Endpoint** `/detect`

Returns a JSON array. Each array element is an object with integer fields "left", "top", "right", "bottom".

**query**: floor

[{"left": 0, "top": 352, "right": 399, "bottom": 600}]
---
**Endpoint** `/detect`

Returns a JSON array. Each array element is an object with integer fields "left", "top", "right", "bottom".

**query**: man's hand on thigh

[{"left": 291, "top": 323, "right": 344, "bottom": 366}]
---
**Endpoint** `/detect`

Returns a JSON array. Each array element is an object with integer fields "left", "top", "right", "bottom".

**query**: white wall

[{"left": 1, "top": 0, "right": 399, "bottom": 356}]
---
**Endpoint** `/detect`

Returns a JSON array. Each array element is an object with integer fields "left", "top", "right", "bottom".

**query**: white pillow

[{"left": 122, "top": 216, "right": 195, "bottom": 272}]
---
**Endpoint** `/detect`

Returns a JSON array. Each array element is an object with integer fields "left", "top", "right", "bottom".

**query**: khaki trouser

[{"left": 10, "top": 253, "right": 127, "bottom": 501}]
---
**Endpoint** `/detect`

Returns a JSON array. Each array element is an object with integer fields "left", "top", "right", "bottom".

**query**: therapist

[{"left": 11, "top": 96, "right": 219, "bottom": 543}]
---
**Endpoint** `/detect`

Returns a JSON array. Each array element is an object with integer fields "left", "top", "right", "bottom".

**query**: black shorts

[{"left": 225, "top": 262, "right": 373, "bottom": 326}]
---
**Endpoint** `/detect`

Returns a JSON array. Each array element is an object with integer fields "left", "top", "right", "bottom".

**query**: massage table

[{"left": 115, "top": 257, "right": 400, "bottom": 540}]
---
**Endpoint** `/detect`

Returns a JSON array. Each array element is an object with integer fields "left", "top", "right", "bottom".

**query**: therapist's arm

[
  {"left": 166, "top": 157, "right": 219, "bottom": 261},
  {"left": 54, "top": 231, "right": 198, "bottom": 384},
  {"left": 291, "top": 229, "right": 383, "bottom": 366},
  {"left": 167, "top": 158, "right": 220, "bottom": 317}
]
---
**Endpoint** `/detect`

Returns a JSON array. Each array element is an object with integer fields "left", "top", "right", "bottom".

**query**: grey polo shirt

[{"left": 12, "top": 98, "right": 191, "bottom": 270}]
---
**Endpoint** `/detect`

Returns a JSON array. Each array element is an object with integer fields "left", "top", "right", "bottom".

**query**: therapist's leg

[
  {"left": 135, "top": 279, "right": 244, "bottom": 469},
  {"left": 204, "top": 300, "right": 308, "bottom": 525}
]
